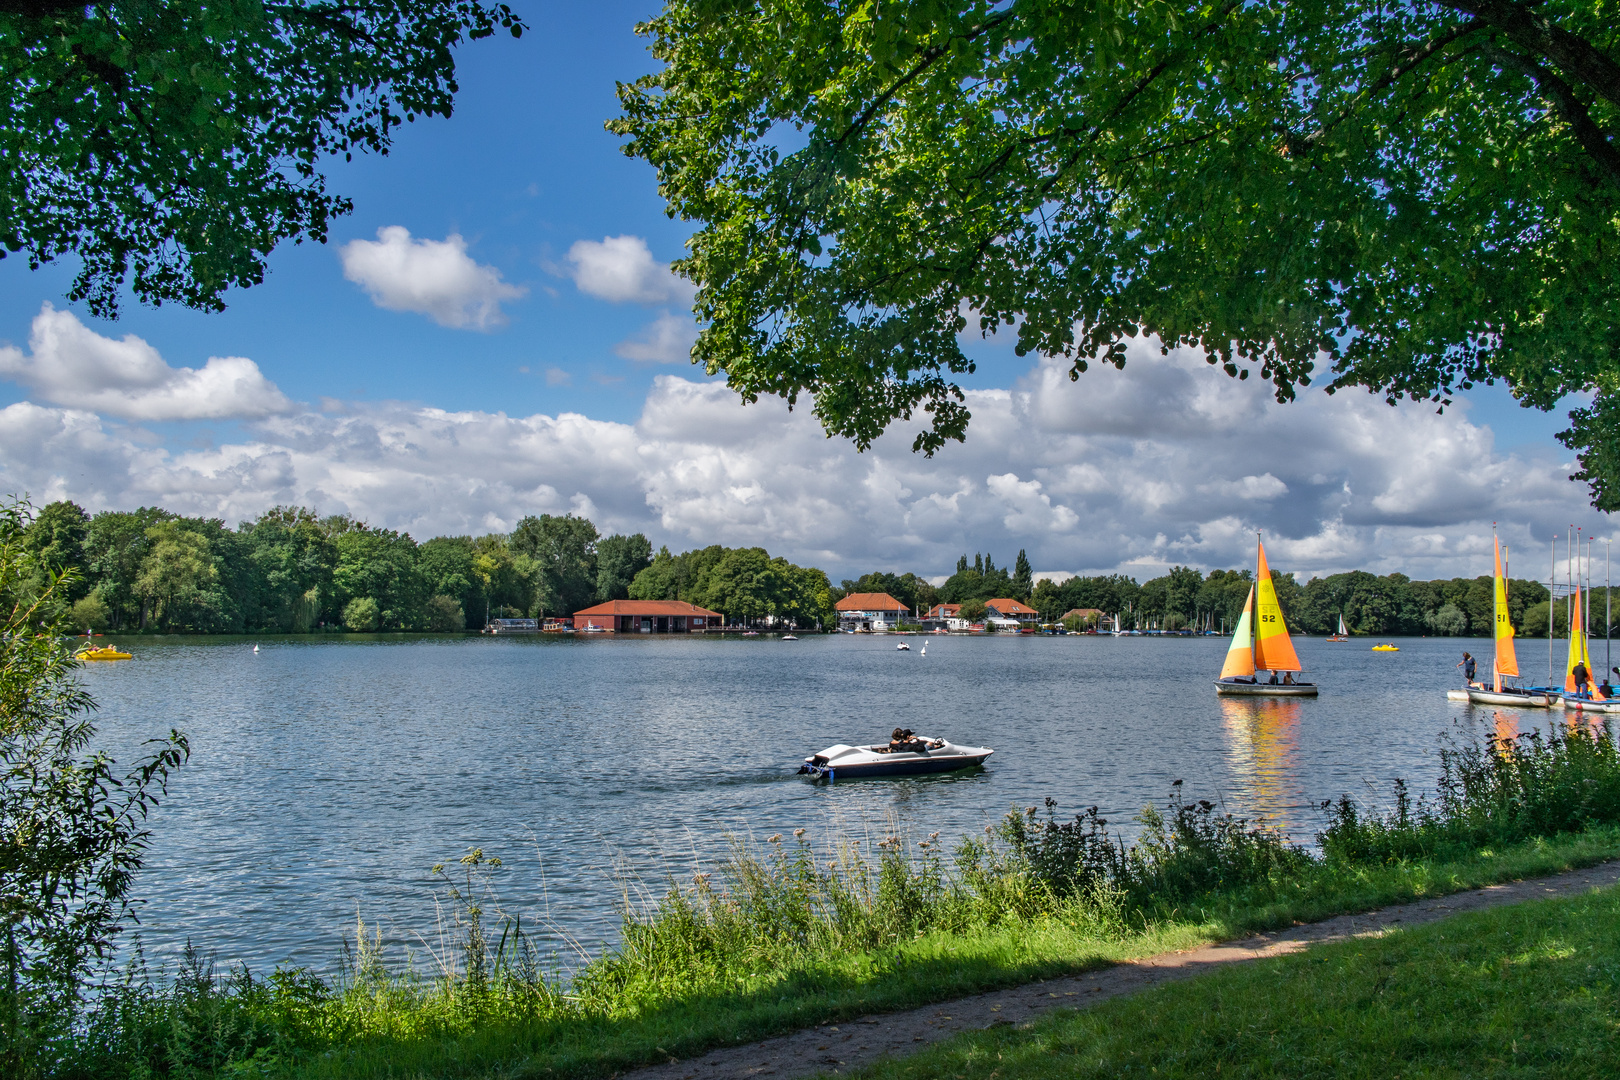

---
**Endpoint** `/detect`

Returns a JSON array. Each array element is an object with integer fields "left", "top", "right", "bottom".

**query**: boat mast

[
  {"left": 1253, "top": 531, "right": 1261, "bottom": 674},
  {"left": 1550, "top": 534, "right": 1556, "bottom": 690},
  {"left": 1607, "top": 538, "right": 1613, "bottom": 679}
]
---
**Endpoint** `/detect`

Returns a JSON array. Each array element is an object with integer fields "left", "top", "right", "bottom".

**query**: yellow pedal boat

[
  {"left": 78, "top": 646, "right": 132, "bottom": 661},
  {"left": 1371, "top": 643, "right": 1400, "bottom": 652}
]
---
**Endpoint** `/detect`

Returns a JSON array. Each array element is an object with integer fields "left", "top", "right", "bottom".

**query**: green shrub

[
  {"left": 424, "top": 594, "right": 466, "bottom": 632},
  {"left": 341, "top": 597, "right": 378, "bottom": 632}
]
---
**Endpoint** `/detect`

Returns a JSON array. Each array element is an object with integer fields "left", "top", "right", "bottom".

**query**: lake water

[{"left": 78, "top": 631, "right": 1586, "bottom": 973}]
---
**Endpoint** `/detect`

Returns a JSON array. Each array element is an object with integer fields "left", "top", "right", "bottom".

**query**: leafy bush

[
  {"left": 341, "top": 597, "right": 379, "bottom": 632},
  {"left": 1320, "top": 719, "right": 1620, "bottom": 864},
  {"left": 423, "top": 595, "right": 466, "bottom": 632}
]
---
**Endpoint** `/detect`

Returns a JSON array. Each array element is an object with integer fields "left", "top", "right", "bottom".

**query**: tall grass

[{"left": 55, "top": 717, "right": 1620, "bottom": 1079}]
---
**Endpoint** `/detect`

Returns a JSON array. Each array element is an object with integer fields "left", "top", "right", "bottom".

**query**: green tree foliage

[
  {"left": 330, "top": 521, "right": 426, "bottom": 631},
  {"left": 1011, "top": 549, "right": 1032, "bottom": 598},
  {"left": 511, "top": 514, "right": 598, "bottom": 617},
  {"left": 595, "top": 532, "right": 653, "bottom": 602},
  {"left": 133, "top": 522, "right": 219, "bottom": 631},
  {"left": 239, "top": 506, "right": 337, "bottom": 633},
  {"left": 423, "top": 594, "right": 466, "bottom": 632},
  {"left": 939, "top": 552, "right": 1014, "bottom": 604},
  {"left": 81, "top": 506, "right": 171, "bottom": 630},
  {"left": 838, "top": 569, "right": 936, "bottom": 612},
  {"left": 2, "top": 0, "right": 524, "bottom": 316},
  {"left": 0, "top": 499, "right": 187, "bottom": 1077},
  {"left": 342, "top": 596, "right": 379, "bottom": 632},
  {"left": 628, "top": 543, "right": 835, "bottom": 627},
  {"left": 614, "top": 1, "right": 1620, "bottom": 503}
]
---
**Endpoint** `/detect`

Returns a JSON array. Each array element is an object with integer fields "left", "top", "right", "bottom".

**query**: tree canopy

[
  {"left": 613, "top": 0, "right": 1620, "bottom": 505},
  {"left": 1, "top": 0, "right": 522, "bottom": 316}
]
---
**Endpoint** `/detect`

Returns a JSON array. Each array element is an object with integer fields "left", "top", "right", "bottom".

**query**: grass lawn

[
  {"left": 853, "top": 884, "right": 1620, "bottom": 1080},
  {"left": 274, "top": 830, "right": 1620, "bottom": 1080}
]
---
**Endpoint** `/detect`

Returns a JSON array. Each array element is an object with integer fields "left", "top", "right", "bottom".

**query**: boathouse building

[
  {"left": 835, "top": 592, "right": 910, "bottom": 632},
  {"left": 570, "top": 599, "right": 724, "bottom": 633}
]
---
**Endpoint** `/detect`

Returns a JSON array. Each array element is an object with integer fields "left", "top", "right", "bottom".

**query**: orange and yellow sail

[
  {"left": 1491, "top": 536, "right": 1518, "bottom": 691},
  {"left": 1252, "top": 541, "right": 1302, "bottom": 672},
  {"left": 1564, "top": 585, "right": 1603, "bottom": 698},
  {"left": 1220, "top": 585, "right": 1257, "bottom": 680}
]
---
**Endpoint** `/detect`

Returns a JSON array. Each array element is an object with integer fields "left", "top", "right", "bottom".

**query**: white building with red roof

[
  {"left": 984, "top": 597, "right": 1039, "bottom": 631},
  {"left": 834, "top": 592, "right": 910, "bottom": 632}
]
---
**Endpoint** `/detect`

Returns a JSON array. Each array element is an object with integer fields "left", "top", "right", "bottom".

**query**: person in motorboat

[
  {"left": 1458, "top": 652, "right": 1476, "bottom": 685},
  {"left": 885, "top": 728, "right": 937, "bottom": 754}
]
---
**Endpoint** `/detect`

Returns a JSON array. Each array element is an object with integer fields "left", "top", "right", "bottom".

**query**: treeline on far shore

[{"left": 10, "top": 498, "right": 1605, "bottom": 637}]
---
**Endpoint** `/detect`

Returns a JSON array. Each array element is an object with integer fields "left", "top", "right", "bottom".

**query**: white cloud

[
  {"left": 339, "top": 226, "right": 526, "bottom": 330},
  {"left": 615, "top": 313, "right": 698, "bottom": 364},
  {"left": 0, "top": 305, "right": 292, "bottom": 421},
  {"left": 0, "top": 341, "right": 1609, "bottom": 582},
  {"left": 545, "top": 367, "right": 572, "bottom": 387},
  {"left": 567, "top": 235, "right": 694, "bottom": 305}
]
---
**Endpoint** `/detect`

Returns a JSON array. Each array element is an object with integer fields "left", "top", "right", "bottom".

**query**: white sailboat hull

[
  {"left": 1554, "top": 694, "right": 1620, "bottom": 714},
  {"left": 1214, "top": 679, "right": 1318, "bottom": 697},
  {"left": 1466, "top": 687, "right": 1552, "bottom": 708}
]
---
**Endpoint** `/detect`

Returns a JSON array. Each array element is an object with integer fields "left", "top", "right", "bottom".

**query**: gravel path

[{"left": 622, "top": 860, "right": 1620, "bottom": 1080}]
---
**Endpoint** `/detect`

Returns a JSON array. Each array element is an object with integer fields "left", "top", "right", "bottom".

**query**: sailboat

[
  {"left": 1466, "top": 536, "right": 1550, "bottom": 708},
  {"left": 1214, "top": 539, "right": 1318, "bottom": 696},
  {"left": 1554, "top": 578, "right": 1620, "bottom": 712},
  {"left": 1327, "top": 614, "right": 1349, "bottom": 642}
]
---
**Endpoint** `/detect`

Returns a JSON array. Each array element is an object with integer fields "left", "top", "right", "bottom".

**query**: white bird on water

[{"left": 921, "top": 643, "right": 927, "bottom": 657}]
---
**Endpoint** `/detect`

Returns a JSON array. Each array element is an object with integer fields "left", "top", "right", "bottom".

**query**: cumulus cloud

[
  {"left": 0, "top": 340, "right": 1609, "bottom": 582},
  {"left": 567, "top": 235, "right": 694, "bottom": 305},
  {"left": 340, "top": 226, "right": 527, "bottom": 330},
  {"left": 615, "top": 313, "right": 699, "bottom": 364},
  {"left": 0, "top": 305, "right": 292, "bottom": 421}
]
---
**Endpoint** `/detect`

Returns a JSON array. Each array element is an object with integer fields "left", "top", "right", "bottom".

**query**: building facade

[
  {"left": 570, "top": 599, "right": 725, "bottom": 632},
  {"left": 984, "top": 597, "right": 1039, "bottom": 631},
  {"left": 835, "top": 592, "right": 910, "bottom": 632}
]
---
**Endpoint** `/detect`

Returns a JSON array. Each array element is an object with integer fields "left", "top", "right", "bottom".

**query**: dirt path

[{"left": 622, "top": 860, "right": 1620, "bottom": 1080}]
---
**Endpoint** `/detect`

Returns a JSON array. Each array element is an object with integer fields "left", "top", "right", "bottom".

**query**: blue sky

[{"left": 0, "top": 1, "right": 1607, "bottom": 583}]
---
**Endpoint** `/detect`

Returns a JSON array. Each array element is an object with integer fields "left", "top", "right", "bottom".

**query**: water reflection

[
  {"left": 1493, "top": 710, "right": 1519, "bottom": 747},
  {"left": 1218, "top": 697, "right": 1306, "bottom": 835}
]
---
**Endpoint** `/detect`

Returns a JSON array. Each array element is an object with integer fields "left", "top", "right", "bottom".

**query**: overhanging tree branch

[
  {"left": 1434, "top": 0, "right": 1620, "bottom": 109},
  {"left": 1488, "top": 44, "right": 1620, "bottom": 190}
]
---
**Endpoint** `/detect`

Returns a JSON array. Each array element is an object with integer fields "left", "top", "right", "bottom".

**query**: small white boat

[
  {"left": 1555, "top": 693, "right": 1620, "bottom": 713},
  {"left": 1468, "top": 686, "right": 1553, "bottom": 708},
  {"left": 799, "top": 736, "right": 993, "bottom": 781},
  {"left": 896, "top": 642, "right": 910, "bottom": 651},
  {"left": 1446, "top": 689, "right": 1471, "bottom": 701},
  {"left": 781, "top": 634, "right": 798, "bottom": 641}
]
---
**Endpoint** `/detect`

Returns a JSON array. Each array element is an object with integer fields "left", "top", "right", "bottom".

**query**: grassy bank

[
  {"left": 853, "top": 881, "right": 1620, "bottom": 1079},
  {"left": 54, "top": 719, "right": 1620, "bottom": 1080}
]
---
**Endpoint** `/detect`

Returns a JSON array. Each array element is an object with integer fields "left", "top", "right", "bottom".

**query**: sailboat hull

[
  {"left": 1554, "top": 695, "right": 1620, "bottom": 714},
  {"left": 1214, "top": 679, "right": 1318, "bottom": 697},
  {"left": 1466, "top": 687, "right": 1552, "bottom": 708}
]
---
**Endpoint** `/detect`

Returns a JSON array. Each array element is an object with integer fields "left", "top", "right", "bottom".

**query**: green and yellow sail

[{"left": 1491, "top": 536, "right": 1518, "bottom": 692}]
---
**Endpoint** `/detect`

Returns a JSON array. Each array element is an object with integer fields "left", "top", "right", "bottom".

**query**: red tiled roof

[
  {"left": 572, "top": 600, "right": 722, "bottom": 617},
  {"left": 835, "top": 592, "right": 908, "bottom": 612},
  {"left": 927, "top": 604, "right": 962, "bottom": 617},
  {"left": 985, "top": 598, "right": 1038, "bottom": 615}
]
